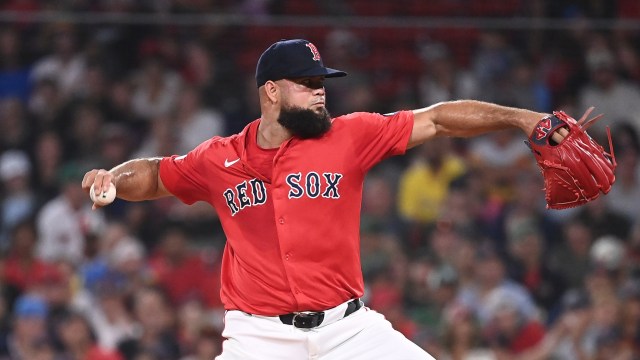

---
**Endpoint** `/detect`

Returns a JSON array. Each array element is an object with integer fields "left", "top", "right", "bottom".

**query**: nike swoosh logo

[{"left": 224, "top": 158, "right": 240, "bottom": 167}]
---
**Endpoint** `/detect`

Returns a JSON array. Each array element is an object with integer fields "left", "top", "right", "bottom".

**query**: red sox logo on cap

[{"left": 306, "top": 42, "right": 321, "bottom": 61}]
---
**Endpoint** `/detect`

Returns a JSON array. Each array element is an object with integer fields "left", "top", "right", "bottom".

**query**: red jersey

[{"left": 159, "top": 111, "right": 413, "bottom": 315}]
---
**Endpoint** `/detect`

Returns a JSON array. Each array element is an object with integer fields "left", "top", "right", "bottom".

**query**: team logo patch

[
  {"left": 531, "top": 114, "right": 565, "bottom": 146},
  {"left": 535, "top": 118, "right": 552, "bottom": 140},
  {"left": 306, "top": 43, "right": 321, "bottom": 61}
]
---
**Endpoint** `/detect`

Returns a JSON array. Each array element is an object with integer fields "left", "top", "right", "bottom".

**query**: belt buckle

[{"left": 292, "top": 311, "right": 324, "bottom": 328}]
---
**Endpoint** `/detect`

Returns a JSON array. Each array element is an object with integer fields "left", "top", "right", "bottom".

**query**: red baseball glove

[{"left": 525, "top": 107, "right": 617, "bottom": 210}]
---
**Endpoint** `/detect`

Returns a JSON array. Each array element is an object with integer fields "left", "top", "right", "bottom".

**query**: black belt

[{"left": 279, "top": 299, "right": 362, "bottom": 328}]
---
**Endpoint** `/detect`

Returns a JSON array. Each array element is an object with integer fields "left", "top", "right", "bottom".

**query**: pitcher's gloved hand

[{"left": 525, "top": 107, "right": 617, "bottom": 210}]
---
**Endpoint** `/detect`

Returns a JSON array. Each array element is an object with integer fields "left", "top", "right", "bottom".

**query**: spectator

[
  {"left": 575, "top": 197, "right": 632, "bottom": 240},
  {"left": 2, "top": 219, "right": 51, "bottom": 292},
  {"left": 117, "top": 287, "right": 180, "bottom": 360},
  {"left": 629, "top": 223, "right": 640, "bottom": 276},
  {"left": 99, "top": 124, "right": 134, "bottom": 171},
  {"left": 471, "top": 30, "right": 517, "bottom": 104},
  {"left": 397, "top": 137, "right": 466, "bottom": 229},
  {"left": 0, "top": 98, "right": 33, "bottom": 152},
  {"left": 439, "top": 304, "right": 492, "bottom": 360},
  {"left": 32, "top": 131, "right": 64, "bottom": 203},
  {"left": 549, "top": 218, "right": 595, "bottom": 290},
  {"left": 483, "top": 291, "right": 545, "bottom": 356},
  {"left": 54, "top": 311, "right": 123, "bottom": 360},
  {"left": 225, "top": 74, "right": 262, "bottom": 134},
  {"left": 105, "top": 79, "right": 145, "bottom": 135},
  {"left": 30, "top": 262, "right": 74, "bottom": 323},
  {"left": 73, "top": 260, "right": 136, "bottom": 350},
  {"left": 107, "top": 236, "right": 148, "bottom": 296},
  {"left": 468, "top": 129, "right": 533, "bottom": 202},
  {"left": 0, "top": 27, "right": 31, "bottom": 103},
  {"left": 174, "top": 86, "right": 226, "bottom": 154},
  {"left": 179, "top": 326, "right": 223, "bottom": 360},
  {"left": 0, "top": 294, "right": 52, "bottom": 359},
  {"left": 417, "top": 41, "right": 479, "bottom": 105},
  {"left": 72, "top": 64, "right": 110, "bottom": 109},
  {"left": 592, "top": 329, "right": 632, "bottom": 360},
  {"left": 149, "top": 225, "right": 221, "bottom": 309},
  {"left": 428, "top": 227, "right": 465, "bottom": 268},
  {"left": 361, "top": 175, "right": 404, "bottom": 239},
  {"left": 368, "top": 269, "right": 419, "bottom": 340},
  {"left": 28, "top": 78, "right": 64, "bottom": 132},
  {"left": 578, "top": 39, "right": 640, "bottom": 134},
  {"left": 65, "top": 103, "right": 105, "bottom": 165},
  {"left": 0, "top": 150, "right": 35, "bottom": 248},
  {"left": 437, "top": 185, "right": 485, "bottom": 240},
  {"left": 500, "top": 58, "right": 552, "bottom": 112},
  {"left": 618, "top": 280, "right": 640, "bottom": 357},
  {"left": 514, "top": 289, "right": 592, "bottom": 360},
  {"left": 579, "top": 295, "right": 624, "bottom": 359},
  {"left": 36, "top": 163, "right": 105, "bottom": 265},
  {"left": 322, "top": 28, "right": 367, "bottom": 72},
  {"left": 87, "top": 221, "right": 151, "bottom": 296},
  {"left": 605, "top": 123, "right": 640, "bottom": 220},
  {"left": 322, "top": 30, "right": 373, "bottom": 116},
  {"left": 133, "top": 115, "right": 178, "bottom": 159},
  {"left": 616, "top": 39, "right": 640, "bottom": 82},
  {"left": 131, "top": 56, "right": 182, "bottom": 121},
  {"left": 449, "top": 239, "right": 479, "bottom": 293},
  {"left": 330, "top": 75, "right": 378, "bottom": 116},
  {"left": 456, "top": 249, "right": 538, "bottom": 327},
  {"left": 403, "top": 257, "right": 435, "bottom": 320},
  {"left": 360, "top": 230, "right": 404, "bottom": 285},
  {"left": 425, "top": 264, "right": 459, "bottom": 330},
  {"left": 179, "top": 41, "right": 243, "bottom": 121},
  {"left": 553, "top": 289, "right": 593, "bottom": 359},
  {"left": 505, "top": 218, "right": 565, "bottom": 311},
  {"left": 491, "top": 170, "right": 558, "bottom": 256},
  {"left": 30, "top": 26, "right": 86, "bottom": 100}
]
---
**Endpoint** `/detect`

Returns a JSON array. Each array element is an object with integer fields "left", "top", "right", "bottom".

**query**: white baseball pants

[{"left": 215, "top": 301, "right": 436, "bottom": 360}]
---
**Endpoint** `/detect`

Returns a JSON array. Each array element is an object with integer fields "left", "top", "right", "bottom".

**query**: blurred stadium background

[{"left": 0, "top": 0, "right": 639, "bottom": 359}]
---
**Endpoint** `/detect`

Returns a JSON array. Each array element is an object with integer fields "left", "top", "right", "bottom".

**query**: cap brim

[
  {"left": 292, "top": 67, "right": 347, "bottom": 79},
  {"left": 323, "top": 67, "right": 348, "bottom": 78}
]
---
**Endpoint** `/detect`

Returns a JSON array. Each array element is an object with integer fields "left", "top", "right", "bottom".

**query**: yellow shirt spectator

[{"left": 398, "top": 150, "right": 466, "bottom": 224}]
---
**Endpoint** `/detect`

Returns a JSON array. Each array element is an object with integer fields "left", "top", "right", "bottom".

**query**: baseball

[{"left": 90, "top": 183, "right": 117, "bottom": 206}]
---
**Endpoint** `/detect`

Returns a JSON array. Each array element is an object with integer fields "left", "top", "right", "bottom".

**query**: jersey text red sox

[{"left": 223, "top": 172, "right": 343, "bottom": 216}]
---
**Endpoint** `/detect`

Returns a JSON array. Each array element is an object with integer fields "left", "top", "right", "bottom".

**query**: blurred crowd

[{"left": 0, "top": 1, "right": 640, "bottom": 360}]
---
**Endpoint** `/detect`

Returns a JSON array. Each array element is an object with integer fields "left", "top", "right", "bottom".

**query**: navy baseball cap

[{"left": 255, "top": 39, "right": 347, "bottom": 87}]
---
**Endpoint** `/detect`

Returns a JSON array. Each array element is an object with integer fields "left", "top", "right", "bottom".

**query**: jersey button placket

[{"left": 278, "top": 217, "right": 285, "bottom": 224}]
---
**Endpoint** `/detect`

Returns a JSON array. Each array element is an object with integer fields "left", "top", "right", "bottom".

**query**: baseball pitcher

[{"left": 83, "top": 39, "right": 615, "bottom": 359}]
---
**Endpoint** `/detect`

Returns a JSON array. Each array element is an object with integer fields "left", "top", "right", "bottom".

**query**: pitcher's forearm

[
  {"left": 431, "top": 100, "right": 544, "bottom": 136},
  {"left": 109, "top": 158, "right": 170, "bottom": 201},
  {"left": 409, "top": 100, "right": 547, "bottom": 148}
]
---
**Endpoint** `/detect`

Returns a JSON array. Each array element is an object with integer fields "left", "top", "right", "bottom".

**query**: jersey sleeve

[
  {"left": 343, "top": 111, "right": 414, "bottom": 171},
  {"left": 159, "top": 139, "right": 215, "bottom": 205}
]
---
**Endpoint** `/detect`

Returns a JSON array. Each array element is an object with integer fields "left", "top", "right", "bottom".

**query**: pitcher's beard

[{"left": 277, "top": 105, "right": 332, "bottom": 139}]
